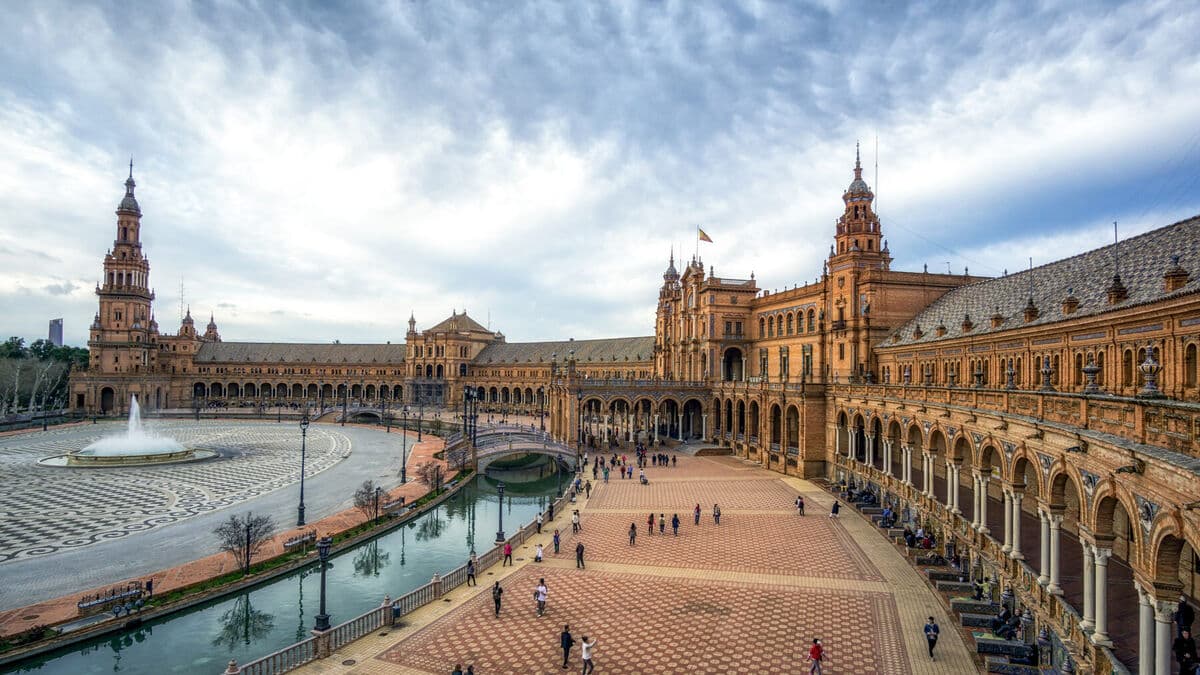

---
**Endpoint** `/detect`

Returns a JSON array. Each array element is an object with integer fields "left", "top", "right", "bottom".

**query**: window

[
  {"left": 786, "top": 314, "right": 794, "bottom": 335},
  {"left": 735, "top": 321, "right": 742, "bottom": 335},
  {"left": 768, "top": 317, "right": 775, "bottom": 337},
  {"left": 838, "top": 343, "right": 845, "bottom": 360},
  {"left": 807, "top": 310, "right": 815, "bottom": 332},
  {"left": 759, "top": 318, "right": 765, "bottom": 337},
  {"left": 1186, "top": 344, "right": 1197, "bottom": 388}
]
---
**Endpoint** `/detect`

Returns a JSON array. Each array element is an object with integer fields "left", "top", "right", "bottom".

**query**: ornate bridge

[{"left": 448, "top": 424, "right": 580, "bottom": 472}]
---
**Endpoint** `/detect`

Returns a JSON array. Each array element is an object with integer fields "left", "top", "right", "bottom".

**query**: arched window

[
  {"left": 1122, "top": 349, "right": 1134, "bottom": 387},
  {"left": 786, "top": 313, "right": 794, "bottom": 335},
  {"left": 1074, "top": 353, "right": 1084, "bottom": 386},
  {"left": 807, "top": 309, "right": 815, "bottom": 332},
  {"left": 759, "top": 318, "right": 765, "bottom": 338},
  {"left": 768, "top": 317, "right": 775, "bottom": 337}
]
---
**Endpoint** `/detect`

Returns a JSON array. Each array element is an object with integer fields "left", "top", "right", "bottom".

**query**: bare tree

[
  {"left": 353, "top": 480, "right": 379, "bottom": 523},
  {"left": 214, "top": 512, "right": 277, "bottom": 575},
  {"left": 415, "top": 461, "right": 444, "bottom": 494}
]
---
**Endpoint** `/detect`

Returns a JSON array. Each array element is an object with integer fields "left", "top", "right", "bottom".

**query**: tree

[
  {"left": 0, "top": 337, "right": 26, "bottom": 359},
  {"left": 415, "top": 461, "right": 444, "bottom": 494},
  {"left": 353, "top": 480, "right": 379, "bottom": 523},
  {"left": 210, "top": 593, "right": 275, "bottom": 650},
  {"left": 214, "top": 512, "right": 276, "bottom": 575},
  {"left": 29, "top": 339, "right": 56, "bottom": 360}
]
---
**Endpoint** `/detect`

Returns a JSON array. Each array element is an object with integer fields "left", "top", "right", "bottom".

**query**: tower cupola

[{"left": 831, "top": 143, "right": 888, "bottom": 269}]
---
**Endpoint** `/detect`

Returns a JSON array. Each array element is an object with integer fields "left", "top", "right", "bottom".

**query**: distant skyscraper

[{"left": 48, "top": 318, "right": 63, "bottom": 346}]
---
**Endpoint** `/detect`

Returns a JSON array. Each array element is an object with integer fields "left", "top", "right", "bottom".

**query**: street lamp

[
  {"left": 495, "top": 481, "right": 506, "bottom": 543},
  {"left": 417, "top": 407, "right": 423, "bottom": 441},
  {"left": 373, "top": 485, "right": 381, "bottom": 524},
  {"left": 313, "top": 536, "right": 333, "bottom": 632},
  {"left": 400, "top": 405, "right": 409, "bottom": 484},
  {"left": 297, "top": 413, "right": 310, "bottom": 526},
  {"left": 341, "top": 383, "right": 347, "bottom": 427}
]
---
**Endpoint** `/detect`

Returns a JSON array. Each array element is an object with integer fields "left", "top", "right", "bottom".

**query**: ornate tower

[
  {"left": 204, "top": 313, "right": 221, "bottom": 342},
  {"left": 89, "top": 163, "right": 157, "bottom": 375},
  {"left": 654, "top": 252, "right": 681, "bottom": 378},
  {"left": 832, "top": 143, "right": 890, "bottom": 269}
]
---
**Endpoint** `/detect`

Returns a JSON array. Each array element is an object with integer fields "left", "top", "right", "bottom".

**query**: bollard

[
  {"left": 224, "top": 659, "right": 240, "bottom": 675},
  {"left": 382, "top": 594, "right": 391, "bottom": 607},
  {"left": 431, "top": 572, "right": 443, "bottom": 598}
]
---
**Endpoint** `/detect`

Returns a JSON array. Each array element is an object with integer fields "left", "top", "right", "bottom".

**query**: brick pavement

[{"left": 289, "top": 453, "right": 979, "bottom": 674}]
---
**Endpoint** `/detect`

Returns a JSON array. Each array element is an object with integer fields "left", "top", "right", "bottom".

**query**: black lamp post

[
  {"left": 313, "top": 536, "right": 333, "bottom": 632},
  {"left": 341, "top": 384, "right": 347, "bottom": 426},
  {"left": 383, "top": 394, "right": 390, "bottom": 433},
  {"left": 297, "top": 413, "right": 310, "bottom": 526},
  {"left": 400, "top": 405, "right": 409, "bottom": 484},
  {"left": 417, "top": 407, "right": 423, "bottom": 441},
  {"left": 373, "top": 485, "right": 381, "bottom": 524},
  {"left": 539, "top": 389, "right": 545, "bottom": 431},
  {"left": 495, "top": 481, "right": 506, "bottom": 543}
]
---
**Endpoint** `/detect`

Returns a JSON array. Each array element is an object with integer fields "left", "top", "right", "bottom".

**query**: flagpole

[{"left": 695, "top": 225, "right": 699, "bottom": 260}]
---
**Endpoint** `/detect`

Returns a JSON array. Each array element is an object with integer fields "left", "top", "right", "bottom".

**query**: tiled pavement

[{"left": 292, "top": 454, "right": 979, "bottom": 674}]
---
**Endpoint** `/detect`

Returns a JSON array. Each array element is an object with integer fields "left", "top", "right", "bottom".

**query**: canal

[{"left": 9, "top": 474, "right": 560, "bottom": 674}]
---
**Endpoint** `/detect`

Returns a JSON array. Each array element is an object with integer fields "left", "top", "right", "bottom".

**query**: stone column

[
  {"left": 1091, "top": 547, "right": 1113, "bottom": 645},
  {"left": 903, "top": 445, "right": 913, "bottom": 485},
  {"left": 1048, "top": 513, "right": 1063, "bottom": 595},
  {"left": 741, "top": 357, "right": 747, "bottom": 382},
  {"left": 848, "top": 431, "right": 857, "bottom": 460},
  {"left": 702, "top": 413, "right": 708, "bottom": 440},
  {"left": 676, "top": 413, "right": 683, "bottom": 441},
  {"left": 865, "top": 434, "right": 874, "bottom": 467},
  {"left": 835, "top": 427, "right": 842, "bottom": 457},
  {"left": 1137, "top": 584, "right": 1154, "bottom": 675},
  {"left": 945, "top": 461, "right": 955, "bottom": 511},
  {"left": 978, "top": 476, "right": 990, "bottom": 535},
  {"left": 1155, "top": 600, "right": 1174, "bottom": 675},
  {"left": 1010, "top": 492, "right": 1024, "bottom": 560},
  {"left": 1079, "top": 542, "right": 1096, "bottom": 632},
  {"left": 1037, "top": 508, "right": 1051, "bottom": 586},
  {"left": 1001, "top": 489, "right": 1013, "bottom": 553},
  {"left": 883, "top": 440, "right": 892, "bottom": 476},
  {"left": 652, "top": 413, "right": 659, "bottom": 442}
]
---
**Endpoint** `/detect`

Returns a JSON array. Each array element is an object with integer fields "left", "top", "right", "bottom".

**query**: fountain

[{"left": 41, "top": 396, "right": 215, "bottom": 467}]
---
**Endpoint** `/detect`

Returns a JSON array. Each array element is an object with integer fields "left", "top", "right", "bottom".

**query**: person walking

[
  {"left": 560, "top": 625, "right": 575, "bottom": 669},
  {"left": 492, "top": 582, "right": 503, "bottom": 617},
  {"left": 553, "top": 529, "right": 561, "bottom": 554},
  {"left": 503, "top": 542, "right": 513, "bottom": 566},
  {"left": 585, "top": 480, "right": 592, "bottom": 498},
  {"left": 671, "top": 455, "right": 676, "bottom": 467},
  {"left": 658, "top": 513, "right": 666, "bottom": 534},
  {"left": 603, "top": 466, "right": 609, "bottom": 483},
  {"left": 648, "top": 512, "right": 655, "bottom": 535},
  {"left": 629, "top": 522, "right": 637, "bottom": 545},
  {"left": 713, "top": 504, "right": 721, "bottom": 525},
  {"left": 575, "top": 541, "right": 586, "bottom": 569},
  {"left": 924, "top": 616, "right": 940, "bottom": 660},
  {"left": 453, "top": 664, "right": 463, "bottom": 675},
  {"left": 830, "top": 501, "right": 840, "bottom": 518},
  {"left": 671, "top": 513, "right": 680, "bottom": 535},
  {"left": 807, "top": 638, "right": 824, "bottom": 674},
  {"left": 1180, "top": 595, "right": 1196, "bottom": 639},
  {"left": 466, "top": 558, "right": 476, "bottom": 586},
  {"left": 580, "top": 635, "right": 596, "bottom": 674},
  {"left": 537, "top": 512, "right": 544, "bottom": 534},
  {"left": 694, "top": 503, "right": 701, "bottom": 525},
  {"left": 535, "top": 543, "right": 544, "bottom": 563},
  {"left": 535, "top": 579, "right": 549, "bottom": 617},
  {"left": 572, "top": 510, "right": 581, "bottom": 534}
]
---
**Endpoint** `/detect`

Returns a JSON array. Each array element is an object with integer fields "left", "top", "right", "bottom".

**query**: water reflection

[
  {"left": 352, "top": 541, "right": 391, "bottom": 577},
  {"left": 211, "top": 595, "right": 275, "bottom": 651}
]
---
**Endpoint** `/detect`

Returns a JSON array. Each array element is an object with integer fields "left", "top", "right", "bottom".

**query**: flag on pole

[{"left": 697, "top": 226, "right": 713, "bottom": 243}]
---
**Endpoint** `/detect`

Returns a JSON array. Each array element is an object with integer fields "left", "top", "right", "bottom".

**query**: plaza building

[{"left": 70, "top": 152, "right": 1199, "bottom": 673}]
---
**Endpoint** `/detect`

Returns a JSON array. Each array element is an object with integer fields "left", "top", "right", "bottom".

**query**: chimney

[
  {"left": 1062, "top": 288, "right": 1079, "bottom": 315},
  {"left": 1164, "top": 255, "right": 1189, "bottom": 293},
  {"left": 961, "top": 314, "right": 974, "bottom": 333},
  {"left": 1106, "top": 275, "right": 1128, "bottom": 305},
  {"left": 1023, "top": 297, "right": 1039, "bottom": 323}
]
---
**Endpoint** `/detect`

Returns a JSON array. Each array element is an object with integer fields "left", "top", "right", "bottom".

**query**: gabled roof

[
  {"left": 885, "top": 215, "right": 1200, "bottom": 347},
  {"left": 473, "top": 337, "right": 655, "bottom": 364},
  {"left": 195, "top": 342, "right": 408, "bottom": 364},
  {"left": 424, "top": 311, "right": 490, "bottom": 335}
]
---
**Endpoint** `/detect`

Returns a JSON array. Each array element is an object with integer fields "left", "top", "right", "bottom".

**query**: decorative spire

[
  {"left": 854, "top": 141, "right": 862, "bottom": 179},
  {"left": 117, "top": 159, "right": 141, "bottom": 216}
]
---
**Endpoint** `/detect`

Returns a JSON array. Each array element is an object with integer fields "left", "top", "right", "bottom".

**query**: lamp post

[
  {"left": 400, "top": 405, "right": 409, "bottom": 484},
  {"left": 495, "top": 481, "right": 506, "bottom": 543},
  {"left": 341, "top": 383, "right": 347, "bottom": 426},
  {"left": 297, "top": 413, "right": 310, "bottom": 526},
  {"left": 539, "top": 389, "right": 545, "bottom": 431},
  {"left": 576, "top": 392, "right": 584, "bottom": 466},
  {"left": 417, "top": 407, "right": 423, "bottom": 441},
  {"left": 373, "top": 485, "right": 381, "bottom": 524},
  {"left": 383, "top": 394, "right": 390, "bottom": 433},
  {"left": 313, "top": 536, "right": 333, "bottom": 632}
]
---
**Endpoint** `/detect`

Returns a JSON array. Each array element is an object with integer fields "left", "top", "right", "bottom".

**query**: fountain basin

[{"left": 38, "top": 449, "right": 218, "bottom": 468}]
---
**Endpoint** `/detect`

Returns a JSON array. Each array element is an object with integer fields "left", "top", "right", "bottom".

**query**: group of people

[
  {"left": 902, "top": 525, "right": 936, "bottom": 550},
  {"left": 627, "top": 504, "right": 720, "bottom": 545}
]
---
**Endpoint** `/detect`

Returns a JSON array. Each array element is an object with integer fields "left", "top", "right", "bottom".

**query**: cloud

[{"left": 0, "top": 1, "right": 1197, "bottom": 347}]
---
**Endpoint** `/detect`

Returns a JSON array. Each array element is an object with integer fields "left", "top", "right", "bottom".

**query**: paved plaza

[
  {"left": 0, "top": 420, "right": 412, "bottom": 611},
  {"left": 294, "top": 452, "right": 977, "bottom": 674}
]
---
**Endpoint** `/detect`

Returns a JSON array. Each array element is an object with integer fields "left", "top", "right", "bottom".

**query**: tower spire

[
  {"left": 854, "top": 141, "right": 862, "bottom": 179},
  {"left": 128, "top": 157, "right": 134, "bottom": 180}
]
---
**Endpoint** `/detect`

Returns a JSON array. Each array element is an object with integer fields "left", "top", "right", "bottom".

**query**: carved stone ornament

[
  {"left": 1078, "top": 469, "right": 1099, "bottom": 505},
  {"left": 947, "top": 426, "right": 957, "bottom": 440},
  {"left": 901, "top": 416, "right": 910, "bottom": 426},
  {"left": 971, "top": 432, "right": 984, "bottom": 446},
  {"left": 1002, "top": 441, "right": 1016, "bottom": 459},
  {"left": 1037, "top": 453, "right": 1053, "bottom": 479},
  {"left": 923, "top": 421, "right": 932, "bottom": 434}
]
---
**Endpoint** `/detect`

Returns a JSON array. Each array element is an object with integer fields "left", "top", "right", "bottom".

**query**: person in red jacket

[{"left": 807, "top": 638, "right": 825, "bottom": 674}]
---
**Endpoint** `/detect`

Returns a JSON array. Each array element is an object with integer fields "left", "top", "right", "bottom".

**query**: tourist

[
  {"left": 807, "top": 638, "right": 824, "bottom": 674},
  {"left": 1180, "top": 595, "right": 1196, "bottom": 638},
  {"left": 658, "top": 513, "right": 665, "bottom": 534},
  {"left": 466, "top": 666, "right": 474, "bottom": 675},
  {"left": 639, "top": 469, "right": 648, "bottom": 485},
  {"left": 535, "top": 578, "right": 548, "bottom": 617},
  {"left": 671, "top": 513, "right": 680, "bottom": 535},
  {"left": 830, "top": 501, "right": 840, "bottom": 518},
  {"left": 713, "top": 503, "right": 721, "bottom": 525},
  {"left": 671, "top": 455, "right": 677, "bottom": 467},
  {"left": 1175, "top": 628, "right": 1196, "bottom": 672},
  {"left": 534, "top": 543, "right": 544, "bottom": 563},
  {"left": 648, "top": 512, "right": 655, "bottom": 535},
  {"left": 572, "top": 510, "right": 581, "bottom": 533},
  {"left": 629, "top": 522, "right": 637, "bottom": 545},
  {"left": 553, "top": 529, "right": 561, "bottom": 554},
  {"left": 580, "top": 635, "right": 596, "bottom": 674},
  {"left": 798, "top": 496, "right": 805, "bottom": 516},
  {"left": 492, "top": 582, "right": 503, "bottom": 617},
  {"left": 453, "top": 664, "right": 463, "bottom": 675},
  {"left": 924, "top": 616, "right": 940, "bottom": 660},
  {"left": 560, "top": 624, "right": 575, "bottom": 669},
  {"left": 537, "top": 512, "right": 544, "bottom": 534},
  {"left": 466, "top": 558, "right": 476, "bottom": 586},
  {"left": 503, "top": 542, "right": 513, "bottom": 566},
  {"left": 575, "top": 541, "right": 586, "bottom": 569},
  {"left": 694, "top": 503, "right": 701, "bottom": 525},
  {"left": 585, "top": 480, "right": 592, "bottom": 498}
]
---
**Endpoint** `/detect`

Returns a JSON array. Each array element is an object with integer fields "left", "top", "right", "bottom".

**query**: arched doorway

[
  {"left": 723, "top": 348, "right": 744, "bottom": 381},
  {"left": 100, "top": 387, "right": 115, "bottom": 413}
]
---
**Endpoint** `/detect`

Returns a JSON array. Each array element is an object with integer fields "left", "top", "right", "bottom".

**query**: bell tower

[
  {"left": 90, "top": 162, "right": 157, "bottom": 374},
  {"left": 832, "top": 143, "right": 889, "bottom": 269}
]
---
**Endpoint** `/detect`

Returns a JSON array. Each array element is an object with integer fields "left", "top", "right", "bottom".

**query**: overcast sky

[{"left": 2, "top": 1, "right": 1198, "bottom": 348}]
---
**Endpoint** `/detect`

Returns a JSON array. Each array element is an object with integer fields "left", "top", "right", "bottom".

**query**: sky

[{"left": 1, "top": 0, "right": 1198, "bottom": 348}]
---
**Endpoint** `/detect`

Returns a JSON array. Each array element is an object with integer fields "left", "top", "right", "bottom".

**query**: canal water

[{"left": 9, "top": 474, "right": 560, "bottom": 674}]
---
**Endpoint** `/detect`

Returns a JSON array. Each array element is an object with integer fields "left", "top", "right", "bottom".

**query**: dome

[
  {"left": 846, "top": 178, "right": 871, "bottom": 195},
  {"left": 117, "top": 174, "right": 141, "bottom": 216}
]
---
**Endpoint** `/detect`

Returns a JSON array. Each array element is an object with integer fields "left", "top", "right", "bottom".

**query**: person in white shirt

[
  {"left": 580, "top": 635, "right": 596, "bottom": 674},
  {"left": 534, "top": 543, "right": 544, "bottom": 563},
  {"left": 535, "top": 579, "right": 548, "bottom": 617}
]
